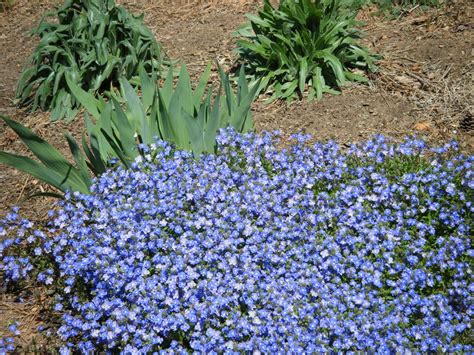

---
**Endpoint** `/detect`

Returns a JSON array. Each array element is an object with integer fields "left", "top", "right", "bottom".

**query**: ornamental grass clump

[
  {"left": 235, "top": 0, "right": 379, "bottom": 102},
  {"left": 1, "top": 130, "right": 473, "bottom": 352},
  {"left": 15, "top": 0, "right": 166, "bottom": 121},
  {"left": 67, "top": 63, "right": 258, "bottom": 163}
]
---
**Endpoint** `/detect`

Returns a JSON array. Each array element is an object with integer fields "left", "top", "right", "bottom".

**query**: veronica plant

[
  {"left": 66, "top": 63, "right": 259, "bottom": 166},
  {"left": 234, "top": 0, "right": 379, "bottom": 102},
  {"left": 1, "top": 132, "right": 472, "bottom": 352},
  {"left": 15, "top": 0, "right": 166, "bottom": 122}
]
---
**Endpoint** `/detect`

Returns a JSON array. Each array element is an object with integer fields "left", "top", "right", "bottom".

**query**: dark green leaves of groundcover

[
  {"left": 235, "top": 0, "right": 380, "bottom": 103},
  {"left": 15, "top": 0, "right": 167, "bottom": 122}
]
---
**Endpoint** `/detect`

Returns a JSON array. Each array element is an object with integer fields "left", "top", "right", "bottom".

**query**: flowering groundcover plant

[{"left": 1, "top": 129, "right": 473, "bottom": 352}]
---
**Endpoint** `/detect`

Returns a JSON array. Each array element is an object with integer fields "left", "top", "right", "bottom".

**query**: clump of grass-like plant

[
  {"left": 15, "top": 0, "right": 167, "bottom": 121},
  {"left": 235, "top": 0, "right": 379, "bottom": 102}
]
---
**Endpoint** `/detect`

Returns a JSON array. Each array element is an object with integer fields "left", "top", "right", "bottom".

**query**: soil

[{"left": 0, "top": 0, "right": 473, "bottom": 348}]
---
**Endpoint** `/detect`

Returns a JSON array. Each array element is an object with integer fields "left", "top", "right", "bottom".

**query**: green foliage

[
  {"left": 234, "top": 0, "right": 379, "bottom": 102},
  {"left": 1, "top": 64, "right": 257, "bottom": 195},
  {"left": 15, "top": 0, "right": 166, "bottom": 122},
  {"left": 68, "top": 63, "right": 259, "bottom": 164},
  {"left": 0, "top": 116, "right": 97, "bottom": 195}
]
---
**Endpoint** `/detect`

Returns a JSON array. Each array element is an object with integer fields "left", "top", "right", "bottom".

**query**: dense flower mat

[{"left": 1, "top": 129, "right": 473, "bottom": 352}]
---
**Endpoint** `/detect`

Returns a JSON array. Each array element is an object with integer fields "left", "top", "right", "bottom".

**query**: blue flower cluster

[
  {"left": 0, "top": 323, "right": 19, "bottom": 353},
  {"left": 1, "top": 129, "right": 473, "bottom": 352},
  {"left": 0, "top": 337, "right": 15, "bottom": 354}
]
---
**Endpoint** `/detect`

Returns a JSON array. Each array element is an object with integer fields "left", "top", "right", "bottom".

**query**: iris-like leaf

[
  {"left": 100, "top": 128, "right": 131, "bottom": 169},
  {"left": 63, "top": 62, "right": 257, "bottom": 175},
  {"left": 65, "top": 73, "right": 103, "bottom": 119},
  {"left": 82, "top": 133, "right": 106, "bottom": 175},
  {"left": 168, "top": 92, "right": 191, "bottom": 151},
  {"left": 175, "top": 64, "right": 194, "bottom": 117},
  {"left": 193, "top": 63, "right": 212, "bottom": 108},
  {"left": 73, "top": 63, "right": 256, "bottom": 159},
  {"left": 299, "top": 57, "right": 308, "bottom": 94},
  {"left": 65, "top": 133, "right": 91, "bottom": 184},
  {"left": 111, "top": 97, "right": 137, "bottom": 158},
  {"left": 138, "top": 65, "right": 156, "bottom": 110},
  {"left": 120, "top": 78, "right": 149, "bottom": 142},
  {"left": 0, "top": 116, "right": 92, "bottom": 194},
  {"left": 186, "top": 110, "right": 206, "bottom": 156},
  {"left": 0, "top": 151, "right": 86, "bottom": 194}
]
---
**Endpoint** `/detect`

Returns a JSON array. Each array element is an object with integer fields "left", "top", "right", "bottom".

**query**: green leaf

[
  {"left": 1, "top": 116, "right": 78, "bottom": 177},
  {"left": 120, "top": 77, "right": 152, "bottom": 144},
  {"left": 233, "top": 0, "right": 377, "bottom": 102},
  {"left": 194, "top": 63, "right": 212, "bottom": 108},
  {"left": 65, "top": 133, "right": 91, "bottom": 185},
  {"left": 219, "top": 65, "right": 236, "bottom": 125},
  {"left": 307, "top": 85, "right": 316, "bottom": 102},
  {"left": 344, "top": 70, "right": 368, "bottom": 82},
  {"left": 159, "top": 67, "right": 175, "bottom": 110},
  {"left": 312, "top": 68, "right": 324, "bottom": 100},
  {"left": 185, "top": 110, "right": 206, "bottom": 156},
  {"left": 0, "top": 151, "right": 74, "bottom": 193},
  {"left": 82, "top": 133, "right": 106, "bottom": 175},
  {"left": 14, "top": 0, "right": 167, "bottom": 122},
  {"left": 246, "top": 13, "right": 273, "bottom": 28},
  {"left": 50, "top": 90, "right": 66, "bottom": 122},
  {"left": 205, "top": 89, "right": 221, "bottom": 151},
  {"left": 139, "top": 65, "right": 156, "bottom": 110},
  {"left": 93, "top": 56, "right": 120, "bottom": 91},
  {"left": 66, "top": 73, "right": 103, "bottom": 118},
  {"left": 168, "top": 93, "right": 191, "bottom": 150},
  {"left": 84, "top": 112, "right": 109, "bottom": 165},
  {"left": 280, "top": 80, "right": 298, "bottom": 99},
  {"left": 316, "top": 50, "right": 346, "bottom": 84},
  {"left": 0, "top": 117, "right": 91, "bottom": 193},
  {"left": 299, "top": 57, "right": 308, "bottom": 94},
  {"left": 156, "top": 91, "right": 176, "bottom": 143},
  {"left": 237, "top": 40, "right": 268, "bottom": 56},
  {"left": 52, "top": 67, "right": 65, "bottom": 95},
  {"left": 111, "top": 97, "right": 137, "bottom": 158},
  {"left": 237, "top": 65, "right": 249, "bottom": 102},
  {"left": 100, "top": 128, "right": 131, "bottom": 169},
  {"left": 234, "top": 74, "right": 259, "bottom": 132},
  {"left": 175, "top": 64, "right": 194, "bottom": 116}
]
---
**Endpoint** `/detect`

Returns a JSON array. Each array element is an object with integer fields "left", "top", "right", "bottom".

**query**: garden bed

[{"left": 0, "top": 0, "right": 473, "bottom": 351}]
